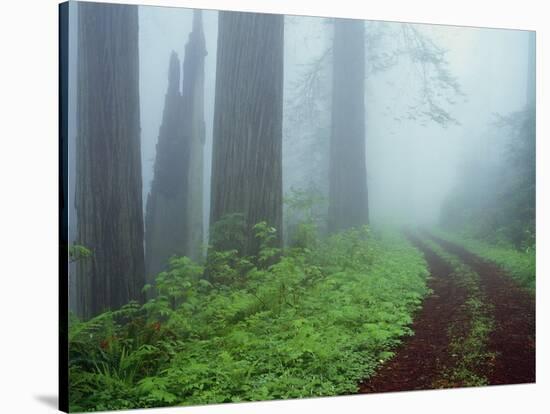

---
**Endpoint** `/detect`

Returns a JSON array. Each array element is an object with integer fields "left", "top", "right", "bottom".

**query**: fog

[
  {"left": 141, "top": 9, "right": 532, "bottom": 234},
  {"left": 283, "top": 19, "right": 532, "bottom": 229},
  {"left": 70, "top": 4, "right": 534, "bottom": 241},
  {"left": 371, "top": 25, "right": 530, "bottom": 225},
  {"left": 64, "top": 3, "right": 537, "bottom": 404}
]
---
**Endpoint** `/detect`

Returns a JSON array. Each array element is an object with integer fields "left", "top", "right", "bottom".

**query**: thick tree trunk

[
  {"left": 328, "top": 18, "right": 369, "bottom": 233},
  {"left": 182, "top": 10, "right": 207, "bottom": 261},
  {"left": 145, "top": 52, "right": 188, "bottom": 281},
  {"left": 76, "top": 3, "right": 145, "bottom": 318},
  {"left": 210, "top": 11, "right": 284, "bottom": 256}
]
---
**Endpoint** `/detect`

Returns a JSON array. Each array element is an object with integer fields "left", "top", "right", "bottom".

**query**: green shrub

[
  {"left": 69, "top": 226, "right": 429, "bottom": 411},
  {"left": 432, "top": 229, "right": 535, "bottom": 291}
]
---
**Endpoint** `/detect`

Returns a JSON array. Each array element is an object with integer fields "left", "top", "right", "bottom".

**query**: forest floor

[{"left": 359, "top": 232, "right": 536, "bottom": 393}]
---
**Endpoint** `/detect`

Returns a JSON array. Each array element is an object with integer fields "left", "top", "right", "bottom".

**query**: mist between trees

[
  {"left": 67, "top": 3, "right": 534, "bottom": 317},
  {"left": 64, "top": 3, "right": 535, "bottom": 410}
]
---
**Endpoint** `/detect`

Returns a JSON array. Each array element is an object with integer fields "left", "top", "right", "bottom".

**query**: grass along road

[
  {"left": 360, "top": 231, "right": 534, "bottom": 392},
  {"left": 428, "top": 234, "right": 535, "bottom": 385}
]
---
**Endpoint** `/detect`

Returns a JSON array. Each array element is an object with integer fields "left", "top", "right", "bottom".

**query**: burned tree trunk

[
  {"left": 76, "top": 2, "right": 145, "bottom": 318},
  {"left": 146, "top": 11, "right": 208, "bottom": 276},
  {"left": 328, "top": 18, "right": 369, "bottom": 233},
  {"left": 210, "top": 11, "right": 284, "bottom": 256},
  {"left": 182, "top": 10, "right": 207, "bottom": 261},
  {"left": 145, "top": 52, "right": 188, "bottom": 281}
]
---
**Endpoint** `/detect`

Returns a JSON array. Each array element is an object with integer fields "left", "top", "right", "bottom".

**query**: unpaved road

[{"left": 359, "top": 233, "right": 535, "bottom": 393}]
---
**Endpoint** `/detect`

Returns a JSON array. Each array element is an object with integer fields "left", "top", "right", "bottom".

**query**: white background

[{"left": 0, "top": 0, "right": 547, "bottom": 413}]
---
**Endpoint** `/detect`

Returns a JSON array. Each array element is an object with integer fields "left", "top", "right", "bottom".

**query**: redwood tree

[
  {"left": 76, "top": 3, "right": 145, "bottom": 318},
  {"left": 210, "top": 11, "right": 284, "bottom": 255},
  {"left": 328, "top": 18, "right": 369, "bottom": 233}
]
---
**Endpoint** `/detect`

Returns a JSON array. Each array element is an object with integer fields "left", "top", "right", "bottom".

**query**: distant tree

[
  {"left": 440, "top": 105, "right": 534, "bottom": 249},
  {"left": 210, "top": 11, "right": 284, "bottom": 256},
  {"left": 144, "top": 52, "right": 188, "bottom": 282},
  {"left": 328, "top": 18, "right": 369, "bottom": 232},
  {"left": 440, "top": 32, "right": 535, "bottom": 249},
  {"left": 495, "top": 106, "right": 535, "bottom": 248},
  {"left": 286, "top": 20, "right": 464, "bottom": 234},
  {"left": 76, "top": 2, "right": 145, "bottom": 318}
]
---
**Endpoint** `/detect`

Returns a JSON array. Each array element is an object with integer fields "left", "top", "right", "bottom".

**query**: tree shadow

[{"left": 34, "top": 395, "right": 58, "bottom": 410}]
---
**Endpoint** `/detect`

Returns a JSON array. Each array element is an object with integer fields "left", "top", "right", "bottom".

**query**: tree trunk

[
  {"left": 210, "top": 11, "right": 284, "bottom": 256},
  {"left": 182, "top": 10, "right": 207, "bottom": 261},
  {"left": 328, "top": 18, "right": 369, "bottom": 233},
  {"left": 144, "top": 52, "right": 188, "bottom": 282},
  {"left": 76, "top": 2, "right": 145, "bottom": 318}
]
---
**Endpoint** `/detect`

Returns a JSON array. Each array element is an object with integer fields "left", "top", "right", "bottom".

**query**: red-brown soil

[
  {"left": 359, "top": 235, "right": 469, "bottom": 393},
  {"left": 359, "top": 233, "right": 535, "bottom": 394},
  {"left": 430, "top": 235, "right": 536, "bottom": 385}
]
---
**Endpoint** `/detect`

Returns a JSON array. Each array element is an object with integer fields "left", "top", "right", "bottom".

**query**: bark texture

[
  {"left": 182, "top": 10, "right": 207, "bottom": 261},
  {"left": 76, "top": 3, "right": 145, "bottom": 318},
  {"left": 328, "top": 18, "right": 369, "bottom": 233},
  {"left": 210, "top": 11, "right": 284, "bottom": 255},
  {"left": 145, "top": 52, "right": 188, "bottom": 281}
]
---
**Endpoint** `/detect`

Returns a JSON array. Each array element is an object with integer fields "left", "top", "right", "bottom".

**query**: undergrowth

[
  {"left": 432, "top": 229, "right": 535, "bottom": 292},
  {"left": 68, "top": 226, "right": 429, "bottom": 411}
]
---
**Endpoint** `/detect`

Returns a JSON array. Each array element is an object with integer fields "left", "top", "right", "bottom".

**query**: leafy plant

[
  {"left": 69, "top": 244, "right": 92, "bottom": 263},
  {"left": 69, "top": 226, "right": 430, "bottom": 411},
  {"left": 284, "top": 187, "right": 326, "bottom": 249},
  {"left": 432, "top": 229, "right": 535, "bottom": 291}
]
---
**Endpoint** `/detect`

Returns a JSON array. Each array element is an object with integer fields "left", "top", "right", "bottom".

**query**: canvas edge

[{"left": 59, "top": 2, "right": 70, "bottom": 412}]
